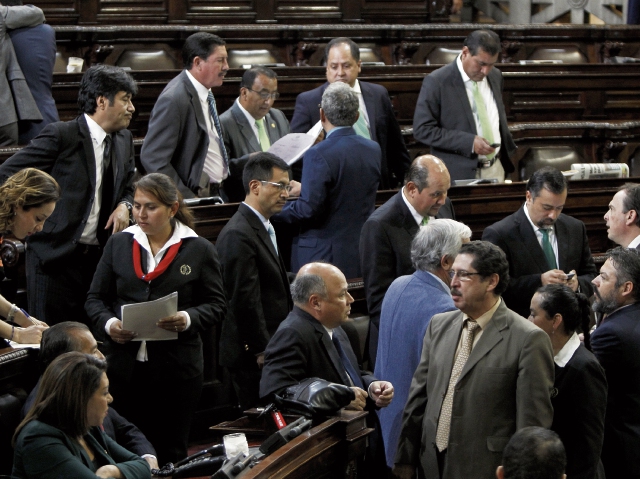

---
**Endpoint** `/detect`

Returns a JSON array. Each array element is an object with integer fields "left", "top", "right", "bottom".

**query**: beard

[{"left": 592, "top": 286, "right": 620, "bottom": 315}]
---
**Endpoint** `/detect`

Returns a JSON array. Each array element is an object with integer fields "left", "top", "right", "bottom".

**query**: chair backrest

[
  {"left": 115, "top": 49, "right": 179, "bottom": 70},
  {"left": 519, "top": 146, "right": 584, "bottom": 181},
  {"left": 426, "top": 47, "right": 462, "bottom": 65},
  {"left": 527, "top": 46, "right": 588, "bottom": 64},
  {"left": 227, "top": 47, "right": 278, "bottom": 69}
]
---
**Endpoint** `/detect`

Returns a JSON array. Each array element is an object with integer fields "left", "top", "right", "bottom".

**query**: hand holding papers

[
  {"left": 267, "top": 121, "right": 324, "bottom": 165},
  {"left": 121, "top": 292, "right": 179, "bottom": 341}
]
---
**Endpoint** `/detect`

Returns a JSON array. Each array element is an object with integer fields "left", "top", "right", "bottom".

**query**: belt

[
  {"left": 209, "top": 181, "right": 222, "bottom": 197},
  {"left": 478, "top": 156, "right": 497, "bottom": 169},
  {"left": 74, "top": 243, "right": 102, "bottom": 255}
]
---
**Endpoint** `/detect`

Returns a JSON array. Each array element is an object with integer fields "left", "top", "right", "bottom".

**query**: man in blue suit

[
  {"left": 590, "top": 247, "right": 640, "bottom": 479},
  {"left": 274, "top": 81, "right": 381, "bottom": 279},
  {"left": 375, "top": 218, "right": 470, "bottom": 469}
]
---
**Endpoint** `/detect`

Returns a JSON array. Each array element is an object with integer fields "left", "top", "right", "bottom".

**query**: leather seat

[
  {"left": 426, "top": 47, "right": 461, "bottom": 65},
  {"left": 519, "top": 146, "right": 583, "bottom": 181},
  {"left": 115, "top": 49, "right": 179, "bottom": 70},
  {"left": 527, "top": 46, "right": 587, "bottom": 64},
  {"left": 227, "top": 48, "right": 278, "bottom": 68}
]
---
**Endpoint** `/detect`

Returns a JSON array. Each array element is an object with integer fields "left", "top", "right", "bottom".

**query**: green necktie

[
  {"left": 472, "top": 82, "right": 495, "bottom": 161},
  {"left": 540, "top": 228, "right": 557, "bottom": 269},
  {"left": 256, "top": 119, "right": 270, "bottom": 151},
  {"left": 353, "top": 107, "right": 371, "bottom": 140},
  {"left": 421, "top": 216, "right": 429, "bottom": 226}
]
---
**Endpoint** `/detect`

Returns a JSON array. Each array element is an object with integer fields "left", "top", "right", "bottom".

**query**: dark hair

[
  {"left": 77, "top": 65, "right": 137, "bottom": 115},
  {"left": 324, "top": 37, "right": 360, "bottom": 63},
  {"left": 14, "top": 352, "right": 107, "bottom": 443},
  {"left": 459, "top": 241, "right": 510, "bottom": 296},
  {"left": 182, "top": 32, "right": 226, "bottom": 70},
  {"left": 606, "top": 246, "right": 640, "bottom": 302},
  {"left": 502, "top": 427, "right": 566, "bottom": 479},
  {"left": 464, "top": 29, "right": 501, "bottom": 57},
  {"left": 536, "top": 284, "right": 592, "bottom": 350},
  {"left": 404, "top": 156, "right": 431, "bottom": 190},
  {"left": 618, "top": 183, "right": 640, "bottom": 228},
  {"left": 240, "top": 66, "right": 277, "bottom": 90},
  {"left": 1, "top": 0, "right": 23, "bottom": 5},
  {"left": 526, "top": 167, "right": 567, "bottom": 199},
  {"left": 134, "top": 173, "right": 194, "bottom": 229},
  {"left": 39, "top": 322, "right": 92, "bottom": 373},
  {"left": 242, "top": 152, "right": 291, "bottom": 194},
  {"left": 0, "top": 168, "right": 60, "bottom": 234}
]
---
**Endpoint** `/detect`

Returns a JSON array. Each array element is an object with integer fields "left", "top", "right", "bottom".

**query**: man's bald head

[{"left": 403, "top": 155, "right": 451, "bottom": 218}]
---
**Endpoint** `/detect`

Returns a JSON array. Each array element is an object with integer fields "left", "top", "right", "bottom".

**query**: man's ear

[{"left": 309, "top": 294, "right": 322, "bottom": 311}]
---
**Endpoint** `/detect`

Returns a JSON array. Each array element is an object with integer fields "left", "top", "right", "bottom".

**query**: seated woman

[
  {"left": 529, "top": 283, "right": 607, "bottom": 479},
  {"left": 86, "top": 173, "right": 226, "bottom": 464},
  {"left": 12, "top": 351, "right": 150, "bottom": 478},
  {"left": 0, "top": 167, "right": 59, "bottom": 344}
]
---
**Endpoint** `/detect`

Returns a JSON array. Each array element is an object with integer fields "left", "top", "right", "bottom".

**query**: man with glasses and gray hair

[
  {"left": 394, "top": 241, "right": 554, "bottom": 479},
  {"left": 274, "top": 81, "right": 381, "bottom": 279},
  {"left": 375, "top": 219, "right": 470, "bottom": 470}
]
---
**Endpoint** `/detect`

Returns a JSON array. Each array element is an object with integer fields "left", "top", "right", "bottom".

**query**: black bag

[{"left": 274, "top": 377, "right": 355, "bottom": 417}]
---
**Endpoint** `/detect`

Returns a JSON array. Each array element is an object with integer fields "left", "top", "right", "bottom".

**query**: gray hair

[
  {"left": 291, "top": 274, "right": 328, "bottom": 305},
  {"left": 411, "top": 219, "right": 472, "bottom": 272},
  {"left": 321, "top": 82, "right": 359, "bottom": 127}
]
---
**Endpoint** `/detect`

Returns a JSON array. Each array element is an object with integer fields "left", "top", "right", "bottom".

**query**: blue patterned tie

[
  {"left": 332, "top": 334, "right": 364, "bottom": 388},
  {"left": 207, "top": 91, "right": 229, "bottom": 172}
]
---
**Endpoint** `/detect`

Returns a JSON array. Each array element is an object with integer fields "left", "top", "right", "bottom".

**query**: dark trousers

[
  {"left": 228, "top": 363, "right": 262, "bottom": 411},
  {"left": 109, "top": 360, "right": 203, "bottom": 465},
  {"left": 26, "top": 244, "right": 103, "bottom": 327},
  {"left": 0, "top": 122, "right": 18, "bottom": 146}
]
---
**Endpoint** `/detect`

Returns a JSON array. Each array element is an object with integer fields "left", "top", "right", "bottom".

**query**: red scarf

[{"left": 132, "top": 239, "right": 182, "bottom": 282}]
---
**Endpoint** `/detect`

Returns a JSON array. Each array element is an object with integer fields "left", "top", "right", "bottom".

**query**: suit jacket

[
  {"left": 260, "top": 306, "right": 376, "bottom": 400},
  {"left": 85, "top": 231, "right": 226, "bottom": 383},
  {"left": 290, "top": 81, "right": 410, "bottom": 189},
  {"left": 12, "top": 420, "right": 150, "bottom": 479},
  {"left": 552, "top": 343, "right": 607, "bottom": 479},
  {"left": 482, "top": 206, "right": 597, "bottom": 319},
  {"left": 413, "top": 61, "right": 516, "bottom": 181},
  {"left": 9, "top": 23, "right": 59, "bottom": 144},
  {"left": 374, "top": 270, "right": 456, "bottom": 468},
  {"left": 140, "top": 70, "right": 213, "bottom": 199},
  {"left": 216, "top": 203, "right": 293, "bottom": 368},
  {"left": 591, "top": 301, "right": 640, "bottom": 479},
  {"left": 0, "top": 5, "right": 43, "bottom": 132},
  {"left": 0, "top": 115, "right": 135, "bottom": 267},
  {"left": 274, "top": 127, "right": 381, "bottom": 279},
  {"left": 219, "top": 102, "right": 290, "bottom": 202},
  {"left": 395, "top": 300, "right": 554, "bottom": 479}
]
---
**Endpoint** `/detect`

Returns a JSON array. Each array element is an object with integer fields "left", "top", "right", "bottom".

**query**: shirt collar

[
  {"left": 351, "top": 79, "right": 362, "bottom": 94},
  {"left": 554, "top": 332, "right": 581, "bottom": 367},
  {"left": 235, "top": 98, "right": 263, "bottom": 128},
  {"left": 124, "top": 220, "right": 198, "bottom": 257},
  {"left": 401, "top": 186, "right": 425, "bottom": 225},
  {"left": 323, "top": 325, "right": 334, "bottom": 339},
  {"left": 326, "top": 126, "right": 348, "bottom": 138},
  {"left": 84, "top": 113, "right": 108, "bottom": 145},
  {"left": 185, "top": 70, "right": 211, "bottom": 104},
  {"left": 463, "top": 297, "right": 501, "bottom": 329},
  {"left": 523, "top": 202, "right": 555, "bottom": 235},
  {"left": 242, "top": 202, "right": 269, "bottom": 230},
  {"left": 628, "top": 234, "right": 640, "bottom": 249},
  {"left": 456, "top": 54, "right": 487, "bottom": 86}
]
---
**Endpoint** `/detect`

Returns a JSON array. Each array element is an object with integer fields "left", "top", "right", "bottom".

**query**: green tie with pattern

[
  {"left": 256, "top": 119, "right": 271, "bottom": 151},
  {"left": 472, "top": 81, "right": 495, "bottom": 161},
  {"left": 540, "top": 228, "right": 557, "bottom": 269},
  {"left": 353, "top": 108, "right": 371, "bottom": 140},
  {"left": 421, "top": 216, "right": 429, "bottom": 226}
]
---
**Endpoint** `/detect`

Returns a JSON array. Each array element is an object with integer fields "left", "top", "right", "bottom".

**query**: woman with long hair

[
  {"left": 12, "top": 351, "right": 150, "bottom": 478},
  {"left": 0, "top": 167, "right": 59, "bottom": 343},
  {"left": 529, "top": 283, "right": 607, "bottom": 479},
  {"left": 85, "top": 173, "right": 226, "bottom": 464}
]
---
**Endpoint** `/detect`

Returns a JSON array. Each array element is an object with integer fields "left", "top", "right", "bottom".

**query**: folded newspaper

[{"left": 567, "top": 163, "right": 629, "bottom": 180}]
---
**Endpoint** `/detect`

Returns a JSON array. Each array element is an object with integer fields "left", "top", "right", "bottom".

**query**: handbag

[{"left": 274, "top": 377, "right": 355, "bottom": 417}]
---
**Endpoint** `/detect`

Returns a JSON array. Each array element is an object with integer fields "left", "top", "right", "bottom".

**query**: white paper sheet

[
  {"left": 121, "top": 292, "right": 179, "bottom": 341},
  {"left": 267, "top": 133, "right": 316, "bottom": 166}
]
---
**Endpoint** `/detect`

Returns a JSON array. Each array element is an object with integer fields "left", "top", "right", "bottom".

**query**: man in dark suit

[
  {"left": 604, "top": 182, "right": 640, "bottom": 248},
  {"left": 375, "top": 219, "right": 469, "bottom": 469},
  {"left": 394, "top": 241, "right": 554, "bottom": 479},
  {"left": 275, "top": 82, "right": 381, "bottom": 279},
  {"left": 140, "top": 32, "right": 230, "bottom": 200},
  {"left": 23, "top": 322, "right": 158, "bottom": 470},
  {"left": 497, "top": 427, "right": 567, "bottom": 479},
  {"left": 219, "top": 66, "right": 294, "bottom": 203},
  {"left": 590, "top": 247, "right": 640, "bottom": 479},
  {"left": 290, "top": 37, "right": 410, "bottom": 189},
  {"left": 413, "top": 29, "right": 516, "bottom": 182},
  {"left": 0, "top": 65, "right": 137, "bottom": 325},
  {"left": 482, "top": 166, "right": 597, "bottom": 319},
  {"left": 217, "top": 153, "right": 294, "bottom": 410},
  {"left": 360, "top": 154, "right": 454, "bottom": 367}
]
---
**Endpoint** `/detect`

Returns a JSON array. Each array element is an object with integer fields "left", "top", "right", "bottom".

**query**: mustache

[
  {"left": 451, "top": 288, "right": 461, "bottom": 296},
  {"left": 593, "top": 285, "right": 603, "bottom": 301}
]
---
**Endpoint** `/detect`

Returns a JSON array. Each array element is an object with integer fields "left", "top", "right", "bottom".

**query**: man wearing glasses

[
  {"left": 394, "top": 241, "right": 554, "bottom": 479},
  {"left": 216, "top": 153, "right": 294, "bottom": 410},
  {"left": 220, "top": 66, "right": 293, "bottom": 202}
]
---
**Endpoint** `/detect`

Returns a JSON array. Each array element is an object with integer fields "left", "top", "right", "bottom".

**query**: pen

[{"left": 20, "top": 308, "right": 38, "bottom": 326}]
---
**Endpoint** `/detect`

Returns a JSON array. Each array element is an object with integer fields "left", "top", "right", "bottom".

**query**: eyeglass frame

[
  {"left": 246, "top": 88, "right": 280, "bottom": 100},
  {"left": 260, "top": 180, "right": 292, "bottom": 193},
  {"left": 448, "top": 270, "right": 483, "bottom": 281}
]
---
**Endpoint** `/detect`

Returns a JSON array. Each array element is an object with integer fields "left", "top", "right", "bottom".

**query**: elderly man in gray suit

[
  {"left": 604, "top": 183, "right": 640, "bottom": 249},
  {"left": 394, "top": 241, "right": 554, "bottom": 479},
  {"left": 219, "top": 66, "right": 292, "bottom": 202}
]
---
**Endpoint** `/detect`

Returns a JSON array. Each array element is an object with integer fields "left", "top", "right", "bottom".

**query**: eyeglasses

[
  {"left": 247, "top": 88, "right": 280, "bottom": 100},
  {"left": 449, "top": 270, "right": 482, "bottom": 281},
  {"left": 260, "top": 180, "right": 292, "bottom": 193}
]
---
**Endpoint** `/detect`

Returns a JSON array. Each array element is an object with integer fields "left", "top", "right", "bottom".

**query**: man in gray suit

[
  {"left": 604, "top": 183, "right": 640, "bottom": 248},
  {"left": 413, "top": 29, "right": 516, "bottom": 182},
  {"left": 219, "top": 66, "right": 291, "bottom": 203},
  {"left": 141, "top": 32, "right": 230, "bottom": 199},
  {"left": 394, "top": 241, "right": 554, "bottom": 479}
]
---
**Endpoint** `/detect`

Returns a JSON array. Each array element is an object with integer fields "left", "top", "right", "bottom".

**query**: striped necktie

[
  {"left": 206, "top": 91, "right": 229, "bottom": 172},
  {"left": 471, "top": 81, "right": 495, "bottom": 161}
]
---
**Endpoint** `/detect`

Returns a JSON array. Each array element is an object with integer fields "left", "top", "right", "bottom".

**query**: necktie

[
  {"left": 435, "top": 320, "right": 480, "bottom": 452},
  {"left": 352, "top": 107, "right": 371, "bottom": 140},
  {"left": 331, "top": 334, "right": 364, "bottom": 388},
  {"left": 97, "top": 134, "right": 114, "bottom": 245},
  {"left": 471, "top": 82, "right": 495, "bottom": 161},
  {"left": 421, "top": 216, "right": 429, "bottom": 226},
  {"left": 206, "top": 91, "right": 229, "bottom": 174},
  {"left": 256, "top": 119, "right": 271, "bottom": 151},
  {"left": 540, "top": 228, "right": 557, "bottom": 269},
  {"left": 267, "top": 222, "right": 278, "bottom": 254}
]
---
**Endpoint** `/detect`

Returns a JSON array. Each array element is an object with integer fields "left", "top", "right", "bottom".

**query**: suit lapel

[
  {"left": 449, "top": 63, "right": 477, "bottom": 135},
  {"left": 314, "top": 321, "right": 352, "bottom": 386},
  {"left": 182, "top": 72, "right": 208, "bottom": 136},
  {"left": 240, "top": 204, "right": 280, "bottom": 263},
  {"left": 360, "top": 82, "right": 377, "bottom": 140},
  {"left": 515, "top": 207, "right": 550, "bottom": 273},
  {"left": 441, "top": 313, "right": 466, "bottom": 382},
  {"left": 554, "top": 216, "right": 569, "bottom": 270},
  {"left": 265, "top": 112, "right": 281, "bottom": 145},
  {"left": 233, "top": 103, "right": 262, "bottom": 152},
  {"left": 395, "top": 192, "right": 420, "bottom": 237},
  {"left": 78, "top": 116, "right": 97, "bottom": 193}
]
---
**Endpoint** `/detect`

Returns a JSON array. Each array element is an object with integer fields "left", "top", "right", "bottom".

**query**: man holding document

[{"left": 85, "top": 173, "right": 226, "bottom": 465}]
